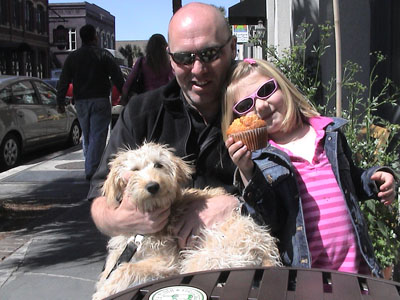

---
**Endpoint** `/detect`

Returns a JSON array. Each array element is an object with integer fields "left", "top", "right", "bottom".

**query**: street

[{"left": 0, "top": 143, "right": 77, "bottom": 174}]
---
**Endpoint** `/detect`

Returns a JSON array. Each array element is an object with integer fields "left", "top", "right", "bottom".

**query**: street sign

[{"left": 232, "top": 25, "right": 249, "bottom": 43}]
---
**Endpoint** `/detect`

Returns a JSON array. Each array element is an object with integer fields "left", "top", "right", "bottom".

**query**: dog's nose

[{"left": 145, "top": 182, "right": 160, "bottom": 194}]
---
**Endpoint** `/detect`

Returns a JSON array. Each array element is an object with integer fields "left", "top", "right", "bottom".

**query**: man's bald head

[
  {"left": 166, "top": 2, "right": 236, "bottom": 122},
  {"left": 168, "top": 3, "right": 230, "bottom": 46}
]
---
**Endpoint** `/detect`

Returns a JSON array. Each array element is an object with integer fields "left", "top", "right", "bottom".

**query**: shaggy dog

[{"left": 93, "top": 142, "right": 281, "bottom": 299}]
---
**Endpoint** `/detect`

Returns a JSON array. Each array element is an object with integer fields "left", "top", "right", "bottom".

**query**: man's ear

[{"left": 230, "top": 35, "right": 238, "bottom": 60}]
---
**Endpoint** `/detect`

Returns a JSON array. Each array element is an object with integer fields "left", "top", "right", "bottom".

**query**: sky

[{"left": 48, "top": 0, "right": 240, "bottom": 41}]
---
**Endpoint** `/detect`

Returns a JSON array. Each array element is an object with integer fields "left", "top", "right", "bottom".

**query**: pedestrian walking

[
  {"left": 57, "top": 24, "right": 125, "bottom": 180},
  {"left": 121, "top": 33, "right": 174, "bottom": 105}
]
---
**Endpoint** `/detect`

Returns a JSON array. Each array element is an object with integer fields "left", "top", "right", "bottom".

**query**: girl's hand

[
  {"left": 370, "top": 171, "right": 396, "bottom": 205},
  {"left": 225, "top": 137, "right": 254, "bottom": 183}
]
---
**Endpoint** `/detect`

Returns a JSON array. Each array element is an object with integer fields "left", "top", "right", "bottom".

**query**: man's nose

[{"left": 191, "top": 58, "right": 207, "bottom": 74}]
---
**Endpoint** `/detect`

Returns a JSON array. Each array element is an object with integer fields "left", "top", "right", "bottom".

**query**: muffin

[{"left": 226, "top": 115, "right": 268, "bottom": 151}]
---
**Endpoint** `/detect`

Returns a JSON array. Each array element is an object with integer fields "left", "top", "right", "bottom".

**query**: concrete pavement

[{"left": 0, "top": 146, "right": 108, "bottom": 299}]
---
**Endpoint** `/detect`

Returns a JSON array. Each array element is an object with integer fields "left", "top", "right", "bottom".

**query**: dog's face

[{"left": 102, "top": 143, "right": 194, "bottom": 212}]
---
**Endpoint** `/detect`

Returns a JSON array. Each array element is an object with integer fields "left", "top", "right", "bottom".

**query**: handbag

[
  {"left": 128, "top": 57, "right": 145, "bottom": 96},
  {"left": 120, "top": 57, "right": 145, "bottom": 106}
]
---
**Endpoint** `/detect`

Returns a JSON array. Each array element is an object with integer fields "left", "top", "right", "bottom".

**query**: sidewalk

[{"left": 0, "top": 147, "right": 108, "bottom": 300}]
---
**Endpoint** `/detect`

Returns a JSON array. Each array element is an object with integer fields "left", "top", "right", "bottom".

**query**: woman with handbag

[{"left": 121, "top": 34, "right": 174, "bottom": 105}]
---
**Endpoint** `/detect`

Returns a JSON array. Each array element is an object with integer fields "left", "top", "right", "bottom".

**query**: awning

[{"left": 228, "top": 0, "right": 266, "bottom": 25}]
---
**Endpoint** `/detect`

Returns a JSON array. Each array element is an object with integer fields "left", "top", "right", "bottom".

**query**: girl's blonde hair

[{"left": 221, "top": 59, "right": 319, "bottom": 141}]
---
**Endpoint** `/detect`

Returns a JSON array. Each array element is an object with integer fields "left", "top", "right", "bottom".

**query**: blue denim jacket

[{"left": 237, "top": 118, "right": 391, "bottom": 277}]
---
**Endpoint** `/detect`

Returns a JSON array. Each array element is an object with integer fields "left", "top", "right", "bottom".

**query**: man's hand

[
  {"left": 173, "top": 194, "right": 239, "bottom": 249},
  {"left": 371, "top": 171, "right": 396, "bottom": 205},
  {"left": 91, "top": 170, "right": 172, "bottom": 237},
  {"left": 91, "top": 195, "right": 170, "bottom": 237}
]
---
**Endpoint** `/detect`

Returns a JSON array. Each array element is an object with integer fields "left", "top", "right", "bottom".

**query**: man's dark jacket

[
  {"left": 57, "top": 44, "right": 124, "bottom": 104},
  {"left": 88, "top": 78, "right": 236, "bottom": 199}
]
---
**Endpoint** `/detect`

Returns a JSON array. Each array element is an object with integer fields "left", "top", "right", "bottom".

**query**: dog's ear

[
  {"left": 171, "top": 155, "right": 194, "bottom": 187},
  {"left": 102, "top": 156, "right": 126, "bottom": 208}
]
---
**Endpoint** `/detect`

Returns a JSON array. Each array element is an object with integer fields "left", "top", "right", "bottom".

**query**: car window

[
  {"left": 11, "top": 81, "right": 39, "bottom": 105},
  {"left": 0, "top": 87, "right": 12, "bottom": 103},
  {"left": 35, "top": 81, "right": 57, "bottom": 105}
]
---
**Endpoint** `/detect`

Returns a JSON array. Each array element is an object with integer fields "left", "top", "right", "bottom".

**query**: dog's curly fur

[{"left": 92, "top": 142, "right": 281, "bottom": 300}]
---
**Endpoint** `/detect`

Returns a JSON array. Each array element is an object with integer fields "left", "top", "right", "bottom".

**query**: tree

[{"left": 118, "top": 44, "right": 143, "bottom": 67}]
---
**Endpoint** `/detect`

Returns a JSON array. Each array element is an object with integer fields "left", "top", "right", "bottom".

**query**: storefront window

[
  {"left": 25, "top": 1, "right": 34, "bottom": 31},
  {"left": 12, "top": 0, "right": 21, "bottom": 28},
  {"left": 0, "top": 0, "right": 9, "bottom": 25},
  {"left": 37, "top": 5, "right": 46, "bottom": 34}
]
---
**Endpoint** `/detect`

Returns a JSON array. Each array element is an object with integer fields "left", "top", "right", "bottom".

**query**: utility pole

[
  {"left": 333, "top": 0, "right": 342, "bottom": 117},
  {"left": 173, "top": 0, "right": 182, "bottom": 14}
]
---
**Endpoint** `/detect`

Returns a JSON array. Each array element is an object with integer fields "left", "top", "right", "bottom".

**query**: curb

[{"left": 0, "top": 239, "right": 32, "bottom": 287}]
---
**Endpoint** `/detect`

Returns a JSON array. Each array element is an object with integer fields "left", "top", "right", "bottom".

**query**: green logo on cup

[{"left": 149, "top": 286, "right": 207, "bottom": 300}]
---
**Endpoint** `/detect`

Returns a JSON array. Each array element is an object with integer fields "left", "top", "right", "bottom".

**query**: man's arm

[
  {"left": 91, "top": 195, "right": 171, "bottom": 237},
  {"left": 56, "top": 56, "right": 73, "bottom": 108},
  {"left": 91, "top": 194, "right": 239, "bottom": 243},
  {"left": 104, "top": 54, "right": 125, "bottom": 93}
]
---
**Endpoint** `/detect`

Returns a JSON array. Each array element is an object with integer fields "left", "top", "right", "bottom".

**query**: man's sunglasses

[
  {"left": 168, "top": 36, "right": 232, "bottom": 65},
  {"left": 233, "top": 79, "right": 278, "bottom": 115}
]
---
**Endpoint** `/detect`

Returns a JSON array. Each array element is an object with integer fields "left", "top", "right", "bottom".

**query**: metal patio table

[{"left": 105, "top": 267, "right": 400, "bottom": 300}]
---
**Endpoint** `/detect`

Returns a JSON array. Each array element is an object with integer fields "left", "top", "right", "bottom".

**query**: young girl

[{"left": 222, "top": 58, "right": 396, "bottom": 277}]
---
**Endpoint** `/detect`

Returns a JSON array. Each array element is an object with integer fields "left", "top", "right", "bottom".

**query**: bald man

[{"left": 89, "top": 3, "right": 238, "bottom": 247}]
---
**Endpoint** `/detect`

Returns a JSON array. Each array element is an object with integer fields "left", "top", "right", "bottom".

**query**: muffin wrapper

[{"left": 229, "top": 127, "right": 268, "bottom": 151}]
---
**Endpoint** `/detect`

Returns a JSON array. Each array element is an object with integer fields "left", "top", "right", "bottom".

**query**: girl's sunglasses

[
  {"left": 168, "top": 37, "right": 232, "bottom": 65},
  {"left": 233, "top": 79, "right": 278, "bottom": 115}
]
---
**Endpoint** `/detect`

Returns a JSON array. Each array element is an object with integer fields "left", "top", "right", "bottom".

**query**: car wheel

[
  {"left": 0, "top": 133, "right": 21, "bottom": 170},
  {"left": 68, "top": 121, "right": 81, "bottom": 146}
]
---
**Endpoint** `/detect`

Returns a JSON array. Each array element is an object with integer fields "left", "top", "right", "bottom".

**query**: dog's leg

[
  {"left": 93, "top": 236, "right": 129, "bottom": 296},
  {"left": 93, "top": 254, "right": 180, "bottom": 300},
  {"left": 180, "top": 212, "right": 281, "bottom": 273}
]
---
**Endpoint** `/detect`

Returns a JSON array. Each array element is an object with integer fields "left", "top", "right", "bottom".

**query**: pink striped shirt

[{"left": 270, "top": 116, "right": 367, "bottom": 274}]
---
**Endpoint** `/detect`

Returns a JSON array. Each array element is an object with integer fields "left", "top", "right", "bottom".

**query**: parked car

[
  {"left": 0, "top": 75, "right": 81, "bottom": 170},
  {"left": 44, "top": 65, "right": 131, "bottom": 128},
  {"left": 41, "top": 68, "right": 62, "bottom": 90}
]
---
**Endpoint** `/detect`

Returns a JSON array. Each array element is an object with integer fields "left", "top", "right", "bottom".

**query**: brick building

[{"left": 0, "top": 0, "right": 50, "bottom": 78}]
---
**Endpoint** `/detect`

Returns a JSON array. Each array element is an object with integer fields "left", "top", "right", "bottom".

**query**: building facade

[
  {"left": 0, "top": 0, "right": 50, "bottom": 78},
  {"left": 48, "top": 2, "right": 116, "bottom": 69}
]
